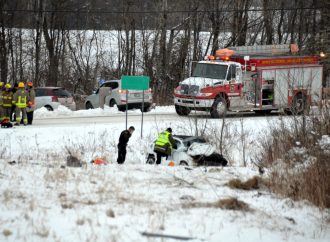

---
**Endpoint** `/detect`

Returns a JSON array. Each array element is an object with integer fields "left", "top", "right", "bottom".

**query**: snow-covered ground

[{"left": 0, "top": 105, "right": 329, "bottom": 242}]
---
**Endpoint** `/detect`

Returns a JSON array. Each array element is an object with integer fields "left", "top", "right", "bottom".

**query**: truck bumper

[{"left": 174, "top": 97, "right": 213, "bottom": 108}]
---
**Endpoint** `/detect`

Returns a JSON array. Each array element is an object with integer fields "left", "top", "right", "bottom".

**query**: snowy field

[{"left": 0, "top": 105, "right": 329, "bottom": 242}]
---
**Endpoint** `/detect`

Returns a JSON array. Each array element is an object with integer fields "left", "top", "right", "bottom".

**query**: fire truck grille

[{"left": 180, "top": 84, "right": 199, "bottom": 95}]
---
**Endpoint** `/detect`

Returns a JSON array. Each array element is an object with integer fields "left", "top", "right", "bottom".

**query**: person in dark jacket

[
  {"left": 117, "top": 126, "right": 135, "bottom": 164},
  {"left": 26, "top": 82, "right": 35, "bottom": 125},
  {"left": 154, "top": 128, "right": 177, "bottom": 164}
]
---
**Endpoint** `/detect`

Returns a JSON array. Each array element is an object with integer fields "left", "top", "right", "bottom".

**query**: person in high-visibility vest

[
  {"left": 154, "top": 128, "right": 177, "bottom": 164},
  {"left": 26, "top": 81, "right": 36, "bottom": 125},
  {"left": 12, "top": 82, "right": 28, "bottom": 126},
  {"left": 0, "top": 82, "right": 4, "bottom": 121},
  {"left": 1, "top": 83, "right": 13, "bottom": 121},
  {"left": 10, "top": 83, "right": 18, "bottom": 121}
]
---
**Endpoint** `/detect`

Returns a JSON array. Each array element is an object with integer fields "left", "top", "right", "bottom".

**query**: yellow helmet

[
  {"left": 0, "top": 82, "right": 4, "bottom": 87},
  {"left": 18, "top": 82, "right": 25, "bottom": 88},
  {"left": 5, "top": 83, "right": 11, "bottom": 89}
]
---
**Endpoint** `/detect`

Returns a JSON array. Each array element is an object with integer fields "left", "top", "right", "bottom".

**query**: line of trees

[{"left": 0, "top": 0, "right": 329, "bottom": 105}]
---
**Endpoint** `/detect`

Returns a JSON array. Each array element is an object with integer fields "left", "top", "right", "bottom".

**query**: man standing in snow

[
  {"left": 117, "top": 126, "right": 135, "bottom": 164},
  {"left": 154, "top": 128, "right": 177, "bottom": 164},
  {"left": 13, "top": 82, "right": 28, "bottom": 126},
  {"left": 26, "top": 82, "right": 35, "bottom": 125},
  {"left": 99, "top": 86, "right": 112, "bottom": 109}
]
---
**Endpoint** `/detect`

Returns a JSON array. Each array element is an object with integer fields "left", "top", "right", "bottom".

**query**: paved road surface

[{"left": 33, "top": 111, "right": 280, "bottom": 127}]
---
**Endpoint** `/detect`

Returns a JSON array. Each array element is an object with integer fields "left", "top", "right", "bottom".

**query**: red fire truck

[{"left": 173, "top": 45, "right": 323, "bottom": 118}]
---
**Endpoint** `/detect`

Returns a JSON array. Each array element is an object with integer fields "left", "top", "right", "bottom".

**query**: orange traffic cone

[{"left": 93, "top": 158, "right": 107, "bottom": 165}]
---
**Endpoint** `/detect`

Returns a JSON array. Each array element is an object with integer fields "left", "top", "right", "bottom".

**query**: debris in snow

[
  {"left": 66, "top": 155, "right": 82, "bottom": 167},
  {"left": 106, "top": 209, "right": 115, "bottom": 218},
  {"left": 180, "top": 195, "right": 195, "bottom": 202},
  {"left": 141, "top": 231, "right": 196, "bottom": 240},
  {"left": 285, "top": 217, "right": 296, "bottom": 224}
]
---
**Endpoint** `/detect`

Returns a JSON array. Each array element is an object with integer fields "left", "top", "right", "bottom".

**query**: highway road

[{"left": 33, "top": 111, "right": 280, "bottom": 127}]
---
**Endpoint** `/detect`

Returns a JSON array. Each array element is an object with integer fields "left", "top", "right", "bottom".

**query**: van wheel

[
  {"left": 210, "top": 96, "right": 227, "bottom": 118},
  {"left": 175, "top": 105, "right": 190, "bottom": 116},
  {"left": 109, "top": 99, "right": 116, "bottom": 107},
  {"left": 85, "top": 102, "right": 94, "bottom": 109},
  {"left": 179, "top": 160, "right": 188, "bottom": 166},
  {"left": 292, "top": 93, "right": 308, "bottom": 115}
]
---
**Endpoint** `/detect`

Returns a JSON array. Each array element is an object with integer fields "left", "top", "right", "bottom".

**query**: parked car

[
  {"left": 146, "top": 135, "right": 228, "bottom": 166},
  {"left": 84, "top": 80, "right": 153, "bottom": 111},
  {"left": 35, "top": 87, "right": 76, "bottom": 111}
]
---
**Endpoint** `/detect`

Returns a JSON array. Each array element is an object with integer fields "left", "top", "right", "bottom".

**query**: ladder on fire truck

[{"left": 228, "top": 44, "right": 299, "bottom": 56}]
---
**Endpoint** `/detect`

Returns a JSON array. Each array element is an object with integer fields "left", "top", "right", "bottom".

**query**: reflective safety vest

[
  {"left": 155, "top": 131, "right": 172, "bottom": 148},
  {"left": 0, "top": 90, "right": 3, "bottom": 105},
  {"left": 13, "top": 89, "right": 27, "bottom": 108},
  {"left": 2, "top": 91, "right": 13, "bottom": 107}
]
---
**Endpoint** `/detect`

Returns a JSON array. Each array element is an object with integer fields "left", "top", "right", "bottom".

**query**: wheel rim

[
  {"left": 216, "top": 101, "right": 226, "bottom": 115},
  {"left": 293, "top": 94, "right": 305, "bottom": 114},
  {"left": 180, "top": 161, "right": 188, "bottom": 166}
]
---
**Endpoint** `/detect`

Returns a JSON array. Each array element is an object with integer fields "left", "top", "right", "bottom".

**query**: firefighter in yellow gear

[
  {"left": 0, "top": 82, "right": 4, "bottom": 121},
  {"left": 12, "top": 82, "right": 28, "bottom": 126},
  {"left": 154, "top": 128, "right": 177, "bottom": 164},
  {"left": 1, "top": 83, "right": 13, "bottom": 121}
]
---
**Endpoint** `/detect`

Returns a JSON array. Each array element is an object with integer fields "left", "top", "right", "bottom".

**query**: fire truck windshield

[{"left": 192, "top": 63, "right": 228, "bottom": 79}]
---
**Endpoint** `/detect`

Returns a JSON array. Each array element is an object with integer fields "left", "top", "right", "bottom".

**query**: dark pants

[
  {"left": 155, "top": 151, "right": 168, "bottom": 165},
  {"left": 117, "top": 145, "right": 127, "bottom": 164},
  {"left": 27, "top": 111, "right": 34, "bottom": 125}
]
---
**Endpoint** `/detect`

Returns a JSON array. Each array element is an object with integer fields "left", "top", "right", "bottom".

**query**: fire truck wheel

[
  {"left": 175, "top": 105, "right": 191, "bottom": 116},
  {"left": 254, "top": 110, "right": 272, "bottom": 115},
  {"left": 211, "top": 97, "right": 227, "bottom": 118},
  {"left": 292, "top": 93, "right": 308, "bottom": 115}
]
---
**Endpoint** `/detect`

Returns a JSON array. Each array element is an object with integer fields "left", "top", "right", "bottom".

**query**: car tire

[
  {"left": 204, "top": 153, "right": 228, "bottom": 166},
  {"left": 45, "top": 105, "right": 53, "bottom": 111},
  {"left": 146, "top": 155, "right": 155, "bottom": 164},
  {"left": 179, "top": 160, "right": 189, "bottom": 166},
  {"left": 141, "top": 105, "right": 151, "bottom": 112},
  {"left": 254, "top": 110, "right": 272, "bottom": 115},
  {"left": 210, "top": 96, "right": 227, "bottom": 118},
  {"left": 109, "top": 99, "right": 117, "bottom": 107},
  {"left": 175, "top": 105, "right": 190, "bottom": 116},
  {"left": 292, "top": 93, "right": 308, "bottom": 115},
  {"left": 85, "top": 102, "right": 94, "bottom": 109}
]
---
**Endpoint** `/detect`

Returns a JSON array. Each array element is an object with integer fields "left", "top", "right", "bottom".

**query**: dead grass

[
  {"left": 214, "top": 198, "right": 250, "bottom": 211},
  {"left": 184, "top": 197, "right": 251, "bottom": 211},
  {"left": 61, "top": 203, "right": 74, "bottom": 209},
  {"left": 227, "top": 176, "right": 259, "bottom": 190},
  {"left": 3, "top": 229, "right": 12, "bottom": 236},
  {"left": 257, "top": 106, "right": 330, "bottom": 208}
]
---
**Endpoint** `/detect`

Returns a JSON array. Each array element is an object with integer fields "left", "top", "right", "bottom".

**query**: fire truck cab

[{"left": 174, "top": 45, "right": 323, "bottom": 118}]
